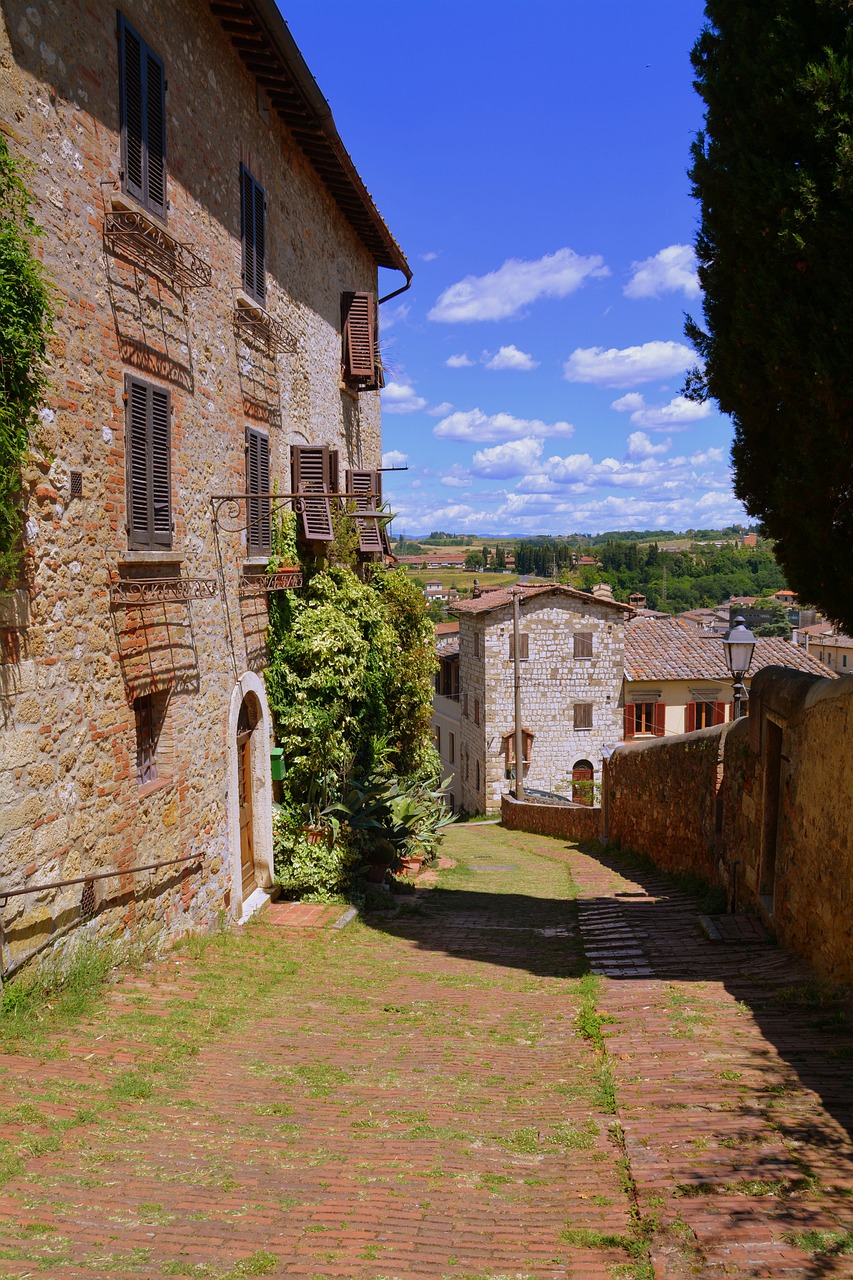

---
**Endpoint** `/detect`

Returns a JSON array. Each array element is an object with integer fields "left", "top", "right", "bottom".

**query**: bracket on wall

[
  {"left": 232, "top": 300, "right": 297, "bottom": 356},
  {"left": 109, "top": 577, "right": 221, "bottom": 608},
  {"left": 103, "top": 208, "right": 212, "bottom": 291}
]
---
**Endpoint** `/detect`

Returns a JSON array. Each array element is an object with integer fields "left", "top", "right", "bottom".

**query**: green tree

[
  {"left": 464, "top": 550, "right": 483, "bottom": 571},
  {"left": 686, "top": 1, "right": 853, "bottom": 631}
]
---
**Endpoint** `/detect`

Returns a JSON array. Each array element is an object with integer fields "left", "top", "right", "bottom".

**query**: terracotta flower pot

[{"left": 301, "top": 824, "right": 326, "bottom": 846}]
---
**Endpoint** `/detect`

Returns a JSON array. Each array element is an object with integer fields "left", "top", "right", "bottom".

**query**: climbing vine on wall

[{"left": 0, "top": 132, "right": 53, "bottom": 586}]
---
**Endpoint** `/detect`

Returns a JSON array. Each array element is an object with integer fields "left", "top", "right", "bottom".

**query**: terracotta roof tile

[
  {"left": 450, "top": 584, "right": 633, "bottom": 616},
  {"left": 625, "top": 617, "right": 835, "bottom": 682}
]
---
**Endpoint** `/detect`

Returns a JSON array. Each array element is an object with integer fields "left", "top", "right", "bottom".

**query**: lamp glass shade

[{"left": 723, "top": 617, "right": 757, "bottom": 677}]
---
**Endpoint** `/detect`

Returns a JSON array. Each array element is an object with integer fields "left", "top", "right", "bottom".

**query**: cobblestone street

[{"left": 0, "top": 825, "right": 851, "bottom": 1279}]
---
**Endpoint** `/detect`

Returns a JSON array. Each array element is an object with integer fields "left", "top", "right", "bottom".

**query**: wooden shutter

[
  {"left": 574, "top": 631, "right": 593, "bottom": 658},
  {"left": 126, "top": 375, "right": 171, "bottom": 549},
  {"left": 342, "top": 291, "right": 375, "bottom": 382},
  {"left": 240, "top": 165, "right": 265, "bottom": 304},
  {"left": 653, "top": 702, "right": 666, "bottom": 737},
  {"left": 245, "top": 428, "right": 271, "bottom": 556},
  {"left": 685, "top": 702, "right": 697, "bottom": 733},
  {"left": 291, "top": 445, "right": 333, "bottom": 541},
  {"left": 118, "top": 16, "right": 166, "bottom": 219},
  {"left": 623, "top": 705, "right": 635, "bottom": 739},
  {"left": 509, "top": 634, "right": 529, "bottom": 660},
  {"left": 346, "top": 469, "right": 382, "bottom": 552},
  {"left": 574, "top": 703, "right": 593, "bottom": 730},
  {"left": 714, "top": 701, "right": 727, "bottom": 725}
]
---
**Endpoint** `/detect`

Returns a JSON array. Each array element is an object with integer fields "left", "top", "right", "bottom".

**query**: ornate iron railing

[
  {"left": 109, "top": 577, "right": 221, "bottom": 608},
  {"left": 103, "top": 208, "right": 212, "bottom": 290},
  {"left": 233, "top": 303, "right": 297, "bottom": 356},
  {"left": 238, "top": 570, "right": 303, "bottom": 595}
]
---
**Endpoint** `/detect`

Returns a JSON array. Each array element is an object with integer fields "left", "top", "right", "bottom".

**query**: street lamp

[{"left": 722, "top": 615, "right": 757, "bottom": 719}]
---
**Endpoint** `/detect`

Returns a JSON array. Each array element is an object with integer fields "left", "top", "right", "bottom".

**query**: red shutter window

[
  {"left": 126, "top": 375, "right": 171, "bottom": 550},
  {"left": 623, "top": 705, "right": 635, "bottom": 739},
  {"left": 291, "top": 445, "right": 335, "bottom": 542},
  {"left": 118, "top": 15, "right": 166, "bottom": 219},
  {"left": 685, "top": 702, "right": 697, "bottom": 733},
  {"left": 245, "top": 427, "right": 271, "bottom": 556},
  {"left": 346, "top": 468, "right": 383, "bottom": 553},
  {"left": 653, "top": 702, "right": 666, "bottom": 737},
  {"left": 240, "top": 165, "right": 266, "bottom": 305},
  {"left": 573, "top": 631, "right": 593, "bottom": 659},
  {"left": 714, "top": 701, "right": 727, "bottom": 725},
  {"left": 341, "top": 291, "right": 379, "bottom": 387}
]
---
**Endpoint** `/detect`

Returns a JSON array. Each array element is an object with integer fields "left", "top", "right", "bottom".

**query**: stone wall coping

[{"left": 613, "top": 720, "right": 731, "bottom": 758}]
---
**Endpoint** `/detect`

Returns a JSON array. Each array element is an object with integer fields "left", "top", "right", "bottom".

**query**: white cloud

[
  {"left": 419, "top": 250, "right": 439, "bottom": 262},
  {"left": 610, "top": 392, "right": 646, "bottom": 413},
  {"left": 483, "top": 344, "right": 539, "bottom": 372},
  {"left": 446, "top": 353, "right": 475, "bottom": 368},
  {"left": 625, "top": 431, "right": 670, "bottom": 460},
  {"left": 624, "top": 244, "right": 700, "bottom": 300},
  {"left": 470, "top": 437, "right": 544, "bottom": 479},
  {"left": 433, "top": 407, "right": 575, "bottom": 444},
  {"left": 429, "top": 247, "right": 609, "bottom": 323},
  {"left": 380, "top": 302, "right": 410, "bottom": 329},
  {"left": 627, "top": 395, "right": 712, "bottom": 431},
  {"left": 381, "top": 381, "right": 427, "bottom": 414},
  {"left": 427, "top": 401, "right": 455, "bottom": 416},
  {"left": 381, "top": 450, "right": 408, "bottom": 469},
  {"left": 563, "top": 340, "right": 696, "bottom": 388},
  {"left": 440, "top": 465, "right": 471, "bottom": 489}
]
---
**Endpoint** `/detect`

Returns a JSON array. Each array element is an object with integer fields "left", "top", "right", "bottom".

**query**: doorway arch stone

[{"left": 226, "top": 672, "right": 273, "bottom": 920}]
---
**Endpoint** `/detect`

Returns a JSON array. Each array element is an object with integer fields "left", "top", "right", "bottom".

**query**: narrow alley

[{"left": 0, "top": 825, "right": 851, "bottom": 1279}]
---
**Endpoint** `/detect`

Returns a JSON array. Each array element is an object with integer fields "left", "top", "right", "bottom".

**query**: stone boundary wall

[
  {"left": 501, "top": 794, "right": 601, "bottom": 842},
  {"left": 606, "top": 723, "right": 731, "bottom": 886}
]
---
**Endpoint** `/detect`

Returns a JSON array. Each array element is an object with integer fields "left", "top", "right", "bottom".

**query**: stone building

[
  {"left": 432, "top": 630, "right": 461, "bottom": 812},
  {"left": 0, "top": 0, "right": 409, "bottom": 974},
  {"left": 451, "top": 586, "right": 631, "bottom": 814}
]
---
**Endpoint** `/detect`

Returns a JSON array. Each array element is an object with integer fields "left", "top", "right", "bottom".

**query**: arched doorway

[
  {"left": 572, "top": 759, "right": 595, "bottom": 806},
  {"left": 227, "top": 673, "right": 273, "bottom": 920},
  {"left": 237, "top": 693, "right": 261, "bottom": 900}
]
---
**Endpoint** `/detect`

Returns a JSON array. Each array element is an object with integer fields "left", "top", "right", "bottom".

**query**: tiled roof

[
  {"left": 434, "top": 621, "right": 459, "bottom": 636},
  {"left": 450, "top": 584, "right": 633, "bottom": 616},
  {"left": 625, "top": 617, "right": 835, "bottom": 682},
  {"left": 436, "top": 637, "right": 459, "bottom": 657}
]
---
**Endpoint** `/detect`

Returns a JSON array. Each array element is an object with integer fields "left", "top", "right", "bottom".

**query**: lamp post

[{"left": 722, "top": 615, "right": 757, "bottom": 719}]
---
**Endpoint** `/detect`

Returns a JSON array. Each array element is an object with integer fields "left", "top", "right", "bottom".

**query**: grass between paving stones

[{"left": 784, "top": 1228, "right": 853, "bottom": 1257}]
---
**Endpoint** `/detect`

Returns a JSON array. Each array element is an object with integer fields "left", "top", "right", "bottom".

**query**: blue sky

[{"left": 283, "top": 1, "right": 744, "bottom": 538}]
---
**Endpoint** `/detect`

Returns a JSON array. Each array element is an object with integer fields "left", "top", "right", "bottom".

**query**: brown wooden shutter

[
  {"left": 126, "top": 375, "right": 171, "bottom": 549},
  {"left": 118, "top": 16, "right": 166, "bottom": 219},
  {"left": 127, "top": 377, "right": 150, "bottom": 546},
  {"left": 145, "top": 48, "right": 166, "bottom": 217},
  {"left": 685, "top": 702, "right": 697, "bottom": 733},
  {"left": 149, "top": 385, "right": 171, "bottom": 544},
  {"left": 245, "top": 427, "right": 271, "bottom": 556},
  {"left": 574, "top": 631, "right": 593, "bottom": 658},
  {"left": 240, "top": 165, "right": 265, "bottom": 304},
  {"left": 342, "top": 291, "right": 375, "bottom": 382},
  {"left": 653, "top": 702, "right": 666, "bottom": 737},
  {"left": 291, "top": 445, "right": 333, "bottom": 541},
  {"left": 346, "top": 468, "right": 383, "bottom": 552},
  {"left": 574, "top": 703, "right": 593, "bottom": 730},
  {"left": 714, "top": 700, "right": 727, "bottom": 725},
  {"left": 509, "top": 633, "right": 529, "bottom": 660},
  {"left": 623, "top": 705, "right": 635, "bottom": 739}
]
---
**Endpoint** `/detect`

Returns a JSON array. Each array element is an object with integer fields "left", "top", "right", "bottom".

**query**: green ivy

[{"left": 0, "top": 133, "right": 53, "bottom": 586}]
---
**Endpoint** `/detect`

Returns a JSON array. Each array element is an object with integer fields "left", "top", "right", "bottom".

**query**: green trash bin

[{"left": 270, "top": 747, "right": 285, "bottom": 781}]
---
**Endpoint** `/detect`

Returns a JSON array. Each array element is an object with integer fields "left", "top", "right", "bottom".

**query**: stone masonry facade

[
  {"left": 455, "top": 588, "right": 629, "bottom": 814},
  {"left": 0, "top": 0, "right": 405, "bottom": 974}
]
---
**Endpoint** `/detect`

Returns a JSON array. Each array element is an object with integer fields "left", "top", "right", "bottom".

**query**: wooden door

[{"left": 238, "top": 734, "right": 256, "bottom": 897}]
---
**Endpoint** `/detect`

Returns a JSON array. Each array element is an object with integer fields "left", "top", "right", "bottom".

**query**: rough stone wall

[
  {"left": 431, "top": 694, "right": 461, "bottom": 812},
  {"left": 501, "top": 794, "right": 600, "bottom": 843},
  {"left": 0, "top": 0, "right": 384, "bottom": 974},
  {"left": 607, "top": 724, "right": 729, "bottom": 885},
  {"left": 462, "top": 597, "right": 625, "bottom": 814}
]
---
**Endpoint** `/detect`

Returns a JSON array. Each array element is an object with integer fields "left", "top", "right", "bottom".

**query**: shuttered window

[
  {"left": 341, "top": 291, "right": 379, "bottom": 387},
  {"left": 474, "top": 699, "right": 480, "bottom": 726},
  {"left": 509, "top": 633, "right": 529, "bottom": 661},
  {"left": 118, "top": 14, "right": 166, "bottom": 219},
  {"left": 291, "top": 445, "right": 337, "bottom": 542},
  {"left": 574, "top": 631, "right": 593, "bottom": 659},
  {"left": 240, "top": 165, "right": 266, "bottom": 305},
  {"left": 346, "top": 469, "right": 383, "bottom": 553},
  {"left": 125, "top": 375, "right": 171, "bottom": 549},
  {"left": 573, "top": 702, "right": 593, "bottom": 730},
  {"left": 245, "top": 427, "right": 271, "bottom": 556}
]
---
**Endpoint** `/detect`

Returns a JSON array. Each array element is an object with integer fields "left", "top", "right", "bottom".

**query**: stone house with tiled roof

[
  {"left": 0, "top": 0, "right": 408, "bottom": 974},
  {"left": 449, "top": 585, "right": 632, "bottom": 813},
  {"left": 623, "top": 617, "right": 834, "bottom": 739}
]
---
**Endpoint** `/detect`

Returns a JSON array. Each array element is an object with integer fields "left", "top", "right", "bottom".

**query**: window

[
  {"left": 573, "top": 702, "right": 593, "bottom": 731},
  {"left": 291, "top": 445, "right": 338, "bottom": 542},
  {"left": 341, "top": 291, "right": 380, "bottom": 389},
  {"left": 574, "top": 631, "right": 593, "bottom": 659},
  {"left": 240, "top": 165, "right": 266, "bottom": 305},
  {"left": 463, "top": 693, "right": 469, "bottom": 718},
  {"left": 685, "top": 700, "right": 725, "bottom": 731},
  {"left": 245, "top": 427, "right": 270, "bottom": 556},
  {"left": 473, "top": 631, "right": 480, "bottom": 658},
  {"left": 346, "top": 468, "right": 385, "bottom": 553},
  {"left": 118, "top": 15, "right": 166, "bottom": 219},
  {"left": 474, "top": 698, "right": 480, "bottom": 726},
  {"left": 134, "top": 691, "right": 171, "bottom": 787},
  {"left": 503, "top": 728, "right": 534, "bottom": 770},
  {"left": 475, "top": 760, "right": 480, "bottom": 791},
  {"left": 509, "top": 633, "right": 529, "bottom": 661},
  {"left": 125, "top": 375, "right": 171, "bottom": 550},
  {"left": 624, "top": 702, "right": 665, "bottom": 738},
  {"left": 448, "top": 732, "right": 455, "bottom": 764}
]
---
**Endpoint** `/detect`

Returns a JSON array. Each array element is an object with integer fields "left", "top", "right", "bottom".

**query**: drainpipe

[{"left": 513, "top": 588, "right": 524, "bottom": 802}]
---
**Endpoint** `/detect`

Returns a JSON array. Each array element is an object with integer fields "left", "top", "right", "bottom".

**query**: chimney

[
  {"left": 592, "top": 582, "right": 614, "bottom": 600},
  {"left": 472, "top": 577, "right": 481, "bottom": 598}
]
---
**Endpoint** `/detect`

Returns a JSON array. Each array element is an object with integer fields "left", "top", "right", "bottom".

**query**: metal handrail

[{"left": 0, "top": 851, "right": 201, "bottom": 908}]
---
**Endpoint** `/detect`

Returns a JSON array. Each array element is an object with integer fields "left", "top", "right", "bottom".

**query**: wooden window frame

[
  {"left": 125, "top": 374, "right": 172, "bottom": 551},
  {"left": 291, "top": 445, "right": 337, "bottom": 542},
  {"left": 473, "top": 631, "right": 480, "bottom": 658},
  {"left": 463, "top": 693, "right": 469, "bottom": 718},
  {"left": 503, "top": 728, "right": 534, "bottom": 767},
  {"left": 474, "top": 698, "right": 480, "bottom": 727},
  {"left": 625, "top": 701, "right": 665, "bottom": 738},
  {"left": 240, "top": 164, "right": 266, "bottom": 305},
  {"left": 573, "top": 630, "right": 594, "bottom": 659},
  {"left": 509, "top": 633, "right": 529, "bottom": 661},
  {"left": 573, "top": 702, "right": 593, "bottom": 731},
  {"left": 118, "top": 13, "right": 167, "bottom": 220},
  {"left": 134, "top": 690, "right": 172, "bottom": 789},
  {"left": 245, "top": 426, "right": 271, "bottom": 557}
]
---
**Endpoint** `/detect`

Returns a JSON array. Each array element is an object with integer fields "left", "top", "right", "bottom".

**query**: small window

[
  {"left": 625, "top": 702, "right": 665, "bottom": 737},
  {"left": 125, "top": 375, "right": 172, "bottom": 550},
  {"left": 448, "top": 732, "right": 455, "bottom": 764},
  {"left": 118, "top": 14, "right": 166, "bottom": 219},
  {"left": 509, "top": 633, "right": 529, "bottom": 661},
  {"left": 474, "top": 698, "right": 480, "bottom": 726},
  {"left": 573, "top": 702, "right": 593, "bottom": 731},
  {"left": 475, "top": 760, "right": 480, "bottom": 791},
  {"left": 473, "top": 631, "right": 480, "bottom": 658},
  {"left": 503, "top": 728, "right": 534, "bottom": 768},
  {"left": 574, "top": 631, "right": 593, "bottom": 659},
  {"left": 240, "top": 165, "right": 266, "bottom": 305},
  {"left": 291, "top": 445, "right": 337, "bottom": 542},
  {"left": 245, "top": 427, "right": 270, "bottom": 556},
  {"left": 687, "top": 700, "right": 725, "bottom": 731},
  {"left": 134, "top": 691, "right": 171, "bottom": 787},
  {"left": 463, "top": 693, "right": 469, "bottom": 718}
]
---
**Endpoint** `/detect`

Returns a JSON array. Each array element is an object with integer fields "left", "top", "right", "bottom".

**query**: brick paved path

[{"left": 0, "top": 827, "right": 851, "bottom": 1279}]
